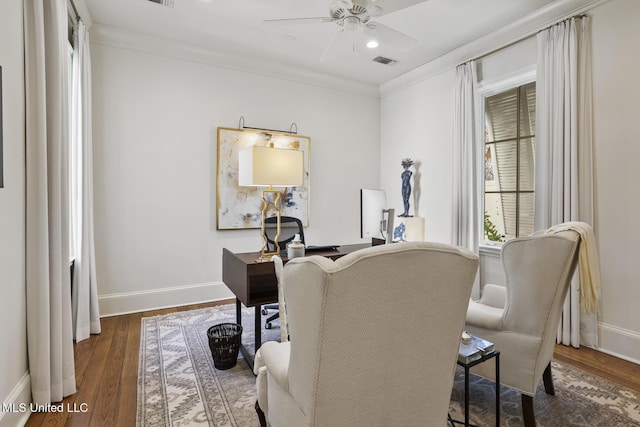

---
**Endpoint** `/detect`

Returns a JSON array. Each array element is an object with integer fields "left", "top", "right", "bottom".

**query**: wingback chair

[
  {"left": 465, "top": 228, "right": 581, "bottom": 427},
  {"left": 272, "top": 256, "right": 288, "bottom": 343},
  {"left": 254, "top": 241, "right": 479, "bottom": 427}
]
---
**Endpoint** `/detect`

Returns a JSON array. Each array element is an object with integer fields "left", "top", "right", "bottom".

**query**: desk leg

[
  {"left": 495, "top": 353, "right": 500, "bottom": 427},
  {"left": 464, "top": 366, "right": 470, "bottom": 427},
  {"left": 236, "top": 301, "right": 264, "bottom": 372},
  {"left": 237, "top": 299, "right": 258, "bottom": 371},
  {"left": 254, "top": 305, "right": 262, "bottom": 355}
]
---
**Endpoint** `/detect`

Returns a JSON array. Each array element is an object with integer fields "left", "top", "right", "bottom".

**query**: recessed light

[{"left": 366, "top": 40, "right": 379, "bottom": 49}]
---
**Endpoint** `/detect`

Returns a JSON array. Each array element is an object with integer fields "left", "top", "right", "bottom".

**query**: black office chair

[{"left": 261, "top": 215, "right": 305, "bottom": 329}]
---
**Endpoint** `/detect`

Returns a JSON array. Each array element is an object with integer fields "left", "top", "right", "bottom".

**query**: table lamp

[{"left": 238, "top": 144, "right": 304, "bottom": 261}]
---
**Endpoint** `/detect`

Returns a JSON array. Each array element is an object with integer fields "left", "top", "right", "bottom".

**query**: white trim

[
  {"left": 98, "top": 282, "right": 234, "bottom": 317},
  {"left": 380, "top": 0, "right": 612, "bottom": 97},
  {"left": 597, "top": 322, "right": 640, "bottom": 365},
  {"left": 479, "top": 243, "right": 502, "bottom": 258},
  {"left": 89, "top": 24, "right": 380, "bottom": 99},
  {"left": 0, "top": 372, "right": 31, "bottom": 427},
  {"left": 478, "top": 66, "right": 537, "bottom": 96}
]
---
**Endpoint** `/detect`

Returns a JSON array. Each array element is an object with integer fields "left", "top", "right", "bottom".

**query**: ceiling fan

[{"left": 264, "top": 0, "right": 419, "bottom": 61}]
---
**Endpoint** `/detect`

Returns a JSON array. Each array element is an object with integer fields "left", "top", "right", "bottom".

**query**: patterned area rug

[{"left": 136, "top": 305, "right": 640, "bottom": 427}]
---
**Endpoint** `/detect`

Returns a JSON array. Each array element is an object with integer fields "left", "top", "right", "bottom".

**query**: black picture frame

[{"left": 0, "top": 65, "right": 3, "bottom": 188}]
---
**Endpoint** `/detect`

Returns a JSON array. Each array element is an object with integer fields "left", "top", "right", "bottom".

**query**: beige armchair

[
  {"left": 464, "top": 228, "right": 581, "bottom": 426},
  {"left": 254, "top": 242, "right": 479, "bottom": 427}
]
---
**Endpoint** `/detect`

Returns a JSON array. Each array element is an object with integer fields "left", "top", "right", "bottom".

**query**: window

[{"left": 483, "top": 82, "right": 536, "bottom": 242}]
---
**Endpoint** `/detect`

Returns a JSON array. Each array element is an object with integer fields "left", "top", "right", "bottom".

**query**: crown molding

[
  {"left": 379, "top": 0, "right": 612, "bottom": 97},
  {"left": 90, "top": 24, "right": 380, "bottom": 99}
]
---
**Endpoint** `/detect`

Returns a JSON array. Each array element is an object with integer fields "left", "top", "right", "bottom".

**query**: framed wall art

[{"left": 216, "top": 127, "right": 310, "bottom": 230}]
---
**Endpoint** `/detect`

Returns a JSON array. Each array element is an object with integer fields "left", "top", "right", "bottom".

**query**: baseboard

[
  {"left": 598, "top": 322, "right": 640, "bottom": 365},
  {"left": 0, "top": 372, "right": 31, "bottom": 427},
  {"left": 98, "top": 281, "right": 234, "bottom": 317}
]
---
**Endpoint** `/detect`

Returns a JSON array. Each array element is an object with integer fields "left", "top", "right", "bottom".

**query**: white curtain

[
  {"left": 452, "top": 61, "right": 483, "bottom": 297},
  {"left": 535, "top": 16, "right": 597, "bottom": 348},
  {"left": 71, "top": 21, "right": 101, "bottom": 342},
  {"left": 24, "top": 0, "right": 77, "bottom": 404}
]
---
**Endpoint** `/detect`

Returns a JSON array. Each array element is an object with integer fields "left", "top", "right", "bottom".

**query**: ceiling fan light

[
  {"left": 366, "top": 40, "right": 379, "bottom": 48},
  {"left": 343, "top": 16, "right": 359, "bottom": 32}
]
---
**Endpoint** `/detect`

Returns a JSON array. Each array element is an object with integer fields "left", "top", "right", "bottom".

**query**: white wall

[
  {"left": 380, "top": 0, "right": 640, "bottom": 363},
  {"left": 380, "top": 69, "right": 456, "bottom": 244},
  {"left": 590, "top": 0, "right": 640, "bottom": 362},
  {"left": 90, "top": 27, "right": 380, "bottom": 315},
  {"left": 0, "top": 1, "right": 30, "bottom": 426}
]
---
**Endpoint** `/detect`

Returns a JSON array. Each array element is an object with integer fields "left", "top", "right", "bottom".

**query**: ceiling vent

[
  {"left": 372, "top": 56, "right": 397, "bottom": 65},
  {"left": 148, "top": 0, "right": 174, "bottom": 7}
]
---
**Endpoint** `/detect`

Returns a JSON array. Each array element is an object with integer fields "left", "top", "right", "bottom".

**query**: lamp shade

[{"left": 238, "top": 146, "right": 304, "bottom": 187}]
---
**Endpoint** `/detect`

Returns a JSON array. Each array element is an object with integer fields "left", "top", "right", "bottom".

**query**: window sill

[{"left": 479, "top": 242, "right": 502, "bottom": 258}]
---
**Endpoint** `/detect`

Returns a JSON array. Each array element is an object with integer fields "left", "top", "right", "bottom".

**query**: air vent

[
  {"left": 372, "top": 56, "right": 397, "bottom": 65},
  {"left": 148, "top": 0, "right": 174, "bottom": 7}
]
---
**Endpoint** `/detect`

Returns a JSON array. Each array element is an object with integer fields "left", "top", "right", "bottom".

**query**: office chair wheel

[
  {"left": 265, "top": 322, "right": 273, "bottom": 329},
  {"left": 261, "top": 308, "right": 268, "bottom": 315}
]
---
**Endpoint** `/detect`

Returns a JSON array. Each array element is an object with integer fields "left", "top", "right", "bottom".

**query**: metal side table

[{"left": 449, "top": 350, "right": 500, "bottom": 427}]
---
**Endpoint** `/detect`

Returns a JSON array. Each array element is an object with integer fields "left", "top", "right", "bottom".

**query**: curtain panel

[
  {"left": 71, "top": 20, "right": 101, "bottom": 342},
  {"left": 535, "top": 16, "right": 598, "bottom": 348},
  {"left": 452, "top": 61, "right": 482, "bottom": 297},
  {"left": 24, "top": 0, "right": 77, "bottom": 403}
]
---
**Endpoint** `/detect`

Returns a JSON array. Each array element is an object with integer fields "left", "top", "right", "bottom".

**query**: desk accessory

[
  {"left": 458, "top": 335, "right": 495, "bottom": 364},
  {"left": 306, "top": 245, "right": 340, "bottom": 252},
  {"left": 287, "top": 234, "right": 305, "bottom": 259}
]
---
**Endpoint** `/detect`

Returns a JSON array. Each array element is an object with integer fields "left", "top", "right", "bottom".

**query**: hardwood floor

[
  {"left": 554, "top": 342, "right": 640, "bottom": 393},
  {"left": 24, "top": 300, "right": 231, "bottom": 427},
  {"left": 24, "top": 301, "right": 640, "bottom": 426}
]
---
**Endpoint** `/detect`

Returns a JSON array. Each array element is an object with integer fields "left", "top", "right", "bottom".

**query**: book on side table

[{"left": 458, "top": 334, "right": 495, "bottom": 364}]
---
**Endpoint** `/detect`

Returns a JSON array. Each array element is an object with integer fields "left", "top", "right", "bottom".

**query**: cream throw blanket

[{"left": 546, "top": 222, "right": 601, "bottom": 314}]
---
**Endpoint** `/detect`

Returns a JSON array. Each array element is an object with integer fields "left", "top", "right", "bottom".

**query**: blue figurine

[
  {"left": 394, "top": 223, "right": 406, "bottom": 242},
  {"left": 399, "top": 158, "right": 414, "bottom": 217}
]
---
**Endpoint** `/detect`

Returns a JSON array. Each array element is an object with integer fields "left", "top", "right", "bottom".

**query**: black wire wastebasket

[{"left": 207, "top": 323, "right": 243, "bottom": 370}]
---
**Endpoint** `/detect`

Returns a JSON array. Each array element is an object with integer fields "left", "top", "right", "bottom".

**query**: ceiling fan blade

[
  {"left": 364, "top": 21, "right": 417, "bottom": 51},
  {"left": 367, "top": 0, "right": 427, "bottom": 17},
  {"left": 263, "top": 17, "right": 334, "bottom": 25},
  {"left": 320, "top": 27, "right": 362, "bottom": 62}
]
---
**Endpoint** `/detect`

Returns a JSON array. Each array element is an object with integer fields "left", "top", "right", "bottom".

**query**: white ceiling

[{"left": 85, "top": 0, "right": 566, "bottom": 86}]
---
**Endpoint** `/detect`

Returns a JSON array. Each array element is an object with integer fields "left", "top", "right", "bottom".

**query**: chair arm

[
  {"left": 466, "top": 299, "right": 504, "bottom": 330},
  {"left": 478, "top": 284, "right": 507, "bottom": 308},
  {"left": 253, "top": 347, "right": 265, "bottom": 375},
  {"left": 259, "top": 341, "right": 291, "bottom": 392}
]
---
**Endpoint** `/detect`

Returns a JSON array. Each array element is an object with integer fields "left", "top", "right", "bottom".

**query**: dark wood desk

[{"left": 222, "top": 243, "right": 370, "bottom": 368}]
